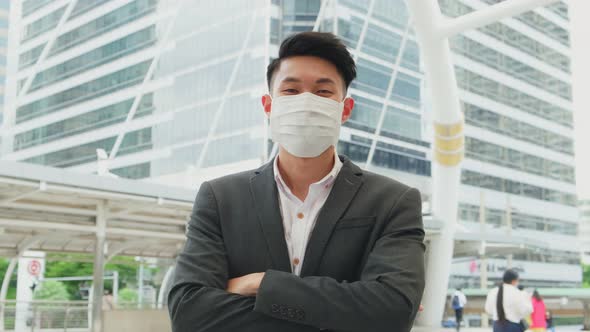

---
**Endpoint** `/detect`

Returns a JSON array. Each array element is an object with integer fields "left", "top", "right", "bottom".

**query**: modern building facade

[
  {"left": 0, "top": 0, "right": 9, "bottom": 155},
  {"left": 439, "top": 0, "right": 580, "bottom": 289},
  {"left": 0, "top": 0, "right": 580, "bottom": 292},
  {"left": 581, "top": 199, "right": 590, "bottom": 264}
]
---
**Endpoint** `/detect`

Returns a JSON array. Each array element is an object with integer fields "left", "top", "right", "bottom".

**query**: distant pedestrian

[
  {"left": 530, "top": 290, "right": 547, "bottom": 332},
  {"left": 485, "top": 269, "right": 533, "bottom": 332},
  {"left": 451, "top": 288, "right": 467, "bottom": 331},
  {"left": 103, "top": 289, "right": 115, "bottom": 311},
  {"left": 546, "top": 310, "right": 555, "bottom": 332},
  {"left": 517, "top": 286, "right": 529, "bottom": 331}
]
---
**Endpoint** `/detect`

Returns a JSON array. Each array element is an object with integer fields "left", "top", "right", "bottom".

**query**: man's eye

[
  {"left": 317, "top": 90, "right": 333, "bottom": 94},
  {"left": 282, "top": 89, "right": 298, "bottom": 94}
]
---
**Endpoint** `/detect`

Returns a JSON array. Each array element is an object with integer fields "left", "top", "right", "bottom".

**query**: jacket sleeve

[
  {"left": 253, "top": 187, "right": 426, "bottom": 332},
  {"left": 167, "top": 182, "right": 319, "bottom": 332}
]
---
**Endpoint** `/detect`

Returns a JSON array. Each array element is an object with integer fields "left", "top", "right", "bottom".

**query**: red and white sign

[{"left": 27, "top": 260, "right": 41, "bottom": 276}]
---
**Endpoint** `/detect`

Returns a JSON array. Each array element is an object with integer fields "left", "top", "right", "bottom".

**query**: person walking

[
  {"left": 546, "top": 311, "right": 555, "bottom": 332},
  {"left": 452, "top": 288, "right": 467, "bottom": 331},
  {"left": 485, "top": 269, "right": 533, "bottom": 332},
  {"left": 530, "top": 290, "right": 547, "bottom": 332}
]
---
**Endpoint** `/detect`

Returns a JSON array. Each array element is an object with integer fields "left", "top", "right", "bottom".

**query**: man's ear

[
  {"left": 261, "top": 94, "right": 272, "bottom": 117},
  {"left": 341, "top": 97, "right": 355, "bottom": 123}
]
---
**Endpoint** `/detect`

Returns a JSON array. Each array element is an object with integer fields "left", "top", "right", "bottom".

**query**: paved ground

[{"left": 412, "top": 326, "right": 586, "bottom": 332}]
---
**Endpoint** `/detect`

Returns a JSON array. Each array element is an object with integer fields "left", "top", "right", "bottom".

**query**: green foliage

[
  {"left": 584, "top": 264, "right": 590, "bottom": 288},
  {"left": 33, "top": 280, "right": 69, "bottom": 301},
  {"left": 118, "top": 288, "right": 138, "bottom": 303},
  {"left": 0, "top": 258, "right": 17, "bottom": 299},
  {"left": 1, "top": 255, "right": 161, "bottom": 301},
  {"left": 44, "top": 253, "right": 140, "bottom": 300}
]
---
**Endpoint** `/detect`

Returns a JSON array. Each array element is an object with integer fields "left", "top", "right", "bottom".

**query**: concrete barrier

[{"left": 104, "top": 309, "right": 171, "bottom": 332}]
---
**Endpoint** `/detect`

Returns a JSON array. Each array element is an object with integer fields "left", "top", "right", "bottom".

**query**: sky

[{"left": 569, "top": 0, "right": 590, "bottom": 200}]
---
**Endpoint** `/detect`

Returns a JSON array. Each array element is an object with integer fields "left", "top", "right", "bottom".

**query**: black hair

[
  {"left": 266, "top": 32, "right": 356, "bottom": 92},
  {"left": 533, "top": 289, "right": 542, "bottom": 301},
  {"left": 497, "top": 269, "right": 519, "bottom": 322}
]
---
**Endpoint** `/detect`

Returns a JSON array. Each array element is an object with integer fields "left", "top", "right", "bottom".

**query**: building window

[
  {"left": 30, "top": 27, "right": 157, "bottom": 91},
  {"left": 16, "top": 60, "right": 151, "bottom": 123},
  {"left": 461, "top": 170, "right": 577, "bottom": 206}
]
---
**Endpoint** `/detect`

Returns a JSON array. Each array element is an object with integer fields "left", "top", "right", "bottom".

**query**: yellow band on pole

[
  {"left": 434, "top": 135, "right": 464, "bottom": 151},
  {"left": 434, "top": 150, "right": 464, "bottom": 166},
  {"left": 434, "top": 120, "right": 463, "bottom": 137},
  {"left": 433, "top": 120, "right": 465, "bottom": 166}
]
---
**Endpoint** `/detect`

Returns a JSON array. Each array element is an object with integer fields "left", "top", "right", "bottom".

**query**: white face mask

[{"left": 270, "top": 92, "right": 344, "bottom": 158}]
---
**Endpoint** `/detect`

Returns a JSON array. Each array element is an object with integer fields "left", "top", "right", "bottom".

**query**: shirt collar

[{"left": 273, "top": 152, "right": 343, "bottom": 195}]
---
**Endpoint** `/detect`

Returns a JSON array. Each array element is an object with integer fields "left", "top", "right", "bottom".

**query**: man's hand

[{"left": 226, "top": 272, "right": 265, "bottom": 296}]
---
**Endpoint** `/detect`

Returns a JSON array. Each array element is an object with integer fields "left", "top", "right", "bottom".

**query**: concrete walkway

[{"left": 412, "top": 326, "right": 586, "bottom": 332}]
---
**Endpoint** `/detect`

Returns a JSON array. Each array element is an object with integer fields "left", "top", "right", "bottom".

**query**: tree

[
  {"left": 0, "top": 258, "right": 17, "bottom": 299},
  {"left": 33, "top": 280, "right": 69, "bottom": 301},
  {"left": 43, "top": 253, "right": 140, "bottom": 300},
  {"left": 118, "top": 288, "right": 138, "bottom": 309}
]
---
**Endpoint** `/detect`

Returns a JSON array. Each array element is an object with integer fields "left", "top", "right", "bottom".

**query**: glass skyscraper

[
  {"left": 439, "top": 0, "right": 579, "bottom": 288},
  {"left": 0, "top": 0, "right": 9, "bottom": 155},
  {"left": 1, "top": 0, "right": 580, "bottom": 288}
]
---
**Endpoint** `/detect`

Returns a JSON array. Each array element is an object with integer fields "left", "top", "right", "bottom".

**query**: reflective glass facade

[
  {"left": 440, "top": 0, "right": 578, "bottom": 288},
  {"left": 0, "top": 0, "right": 8, "bottom": 155}
]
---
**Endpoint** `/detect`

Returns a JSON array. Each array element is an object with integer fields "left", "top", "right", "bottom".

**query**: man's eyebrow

[
  {"left": 280, "top": 77, "right": 302, "bottom": 83},
  {"left": 316, "top": 78, "right": 336, "bottom": 84}
]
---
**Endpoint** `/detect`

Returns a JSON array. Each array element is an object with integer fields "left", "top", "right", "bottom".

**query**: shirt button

[
  {"left": 297, "top": 212, "right": 304, "bottom": 219},
  {"left": 293, "top": 258, "right": 300, "bottom": 265}
]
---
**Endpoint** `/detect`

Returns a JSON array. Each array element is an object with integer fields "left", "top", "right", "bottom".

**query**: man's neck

[{"left": 277, "top": 147, "right": 336, "bottom": 201}]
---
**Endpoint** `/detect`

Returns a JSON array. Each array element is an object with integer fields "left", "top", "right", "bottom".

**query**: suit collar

[
  {"left": 300, "top": 157, "right": 364, "bottom": 276},
  {"left": 250, "top": 160, "right": 292, "bottom": 272},
  {"left": 250, "top": 155, "right": 364, "bottom": 275}
]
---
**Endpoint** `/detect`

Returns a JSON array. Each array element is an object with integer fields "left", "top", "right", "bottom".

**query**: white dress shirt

[
  {"left": 273, "top": 153, "right": 343, "bottom": 276},
  {"left": 485, "top": 284, "right": 533, "bottom": 324},
  {"left": 453, "top": 290, "right": 467, "bottom": 308}
]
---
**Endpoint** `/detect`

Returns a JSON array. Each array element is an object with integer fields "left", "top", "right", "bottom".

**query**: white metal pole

[
  {"left": 157, "top": 266, "right": 174, "bottom": 309},
  {"left": 312, "top": 0, "right": 331, "bottom": 32},
  {"left": 352, "top": 0, "right": 375, "bottom": 63},
  {"left": 138, "top": 261, "right": 144, "bottom": 309},
  {"left": 570, "top": 0, "right": 590, "bottom": 265},
  {"left": 91, "top": 200, "right": 107, "bottom": 332},
  {"left": 0, "top": 258, "right": 17, "bottom": 332},
  {"left": 405, "top": 0, "right": 464, "bottom": 327},
  {"left": 195, "top": 12, "right": 258, "bottom": 169},
  {"left": 108, "top": 1, "right": 188, "bottom": 160},
  {"left": 480, "top": 255, "right": 489, "bottom": 328},
  {"left": 506, "top": 195, "right": 512, "bottom": 236},
  {"left": 263, "top": 0, "right": 272, "bottom": 163},
  {"left": 113, "top": 271, "right": 119, "bottom": 306},
  {"left": 17, "top": 0, "right": 79, "bottom": 97},
  {"left": 438, "top": 0, "right": 560, "bottom": 39},
  {"left": 364, "top": 20, "right": 412, "bottom": 169}
]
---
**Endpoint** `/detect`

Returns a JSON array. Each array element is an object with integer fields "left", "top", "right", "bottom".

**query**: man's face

[{"left": 261, "top": 56, "right": 354, "bottom": 121}]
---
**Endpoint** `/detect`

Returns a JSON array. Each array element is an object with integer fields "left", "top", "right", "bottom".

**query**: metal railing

[
  {"left": 0, "top": 300, "right": 162, "bottom": 332},
  {"left": 1, "top": 300, "right": 90, "bottom": 332}
]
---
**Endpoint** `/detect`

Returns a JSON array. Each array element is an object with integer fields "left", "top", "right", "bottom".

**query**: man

[
  {"left": 485, "top": 270, "right": 533, "bottom": 332},
  {"left": 451, "top": 287, "right": 467, "bottom": 331},
  {"left": 168, "top": 31, "right": 425, "bottom": 332}
]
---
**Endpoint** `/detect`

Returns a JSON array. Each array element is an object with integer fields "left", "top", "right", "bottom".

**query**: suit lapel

[
  {"left": 300, "top": 157, "right": 364, "bottom": 277},
  {"left": 249, "top": 160, "right": 292, "bottom": 273}
]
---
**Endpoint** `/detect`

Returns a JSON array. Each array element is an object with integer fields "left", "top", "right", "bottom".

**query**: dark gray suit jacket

[{"left": 168, "top": 156, "right": 425, "bottom": 332}]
